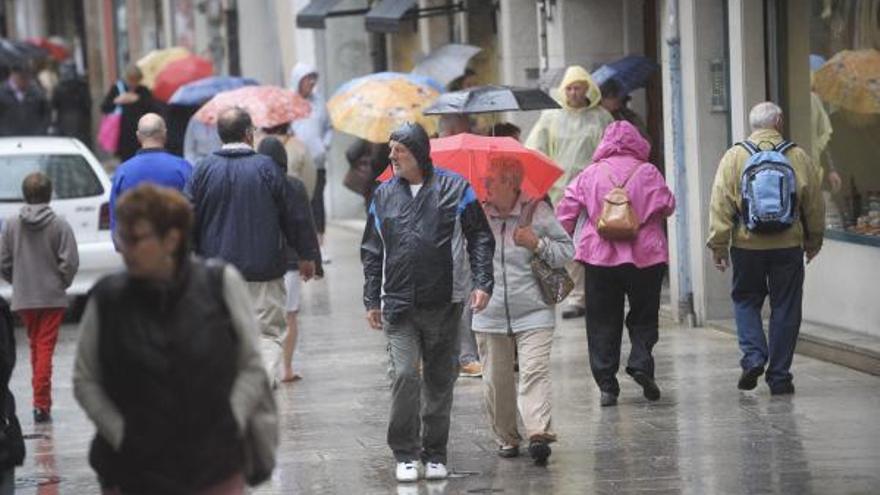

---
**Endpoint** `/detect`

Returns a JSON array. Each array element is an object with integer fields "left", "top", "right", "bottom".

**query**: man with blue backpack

[{"left": 707, "top": 102, "right": 825, "bottom": 396}]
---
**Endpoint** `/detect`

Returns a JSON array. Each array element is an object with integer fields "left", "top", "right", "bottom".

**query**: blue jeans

[{"left": 730, "top": 247, "right": 804, "bottom": 387}]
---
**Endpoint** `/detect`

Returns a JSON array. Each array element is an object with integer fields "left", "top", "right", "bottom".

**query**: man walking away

[
  {"left": 707, "top": 102, "right": 825, "bottom": 396},
  {"left": 109, "top": 113, "right": 193, "bottom": 234},
  {"left": 186, "top": 108, "right": 319, "bottom": 384},
  {"left": 1, "top": 172, "right": 79, "bottom": 423},
  {"left": 0, "top": 65, "right": 50, "bottom": 137},
  {"left": 362, "top": 122, "right": 495, "bottom": 483}
]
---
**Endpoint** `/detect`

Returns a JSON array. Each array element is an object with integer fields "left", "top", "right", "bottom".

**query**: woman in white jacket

[{"left": 472, "top": 157, "right": 574, "bottom": 465}]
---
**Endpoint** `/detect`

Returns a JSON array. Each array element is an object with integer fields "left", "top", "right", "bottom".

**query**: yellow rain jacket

[
  {"left": 525, "top": 66, "right": 614, "bottom": 202},
  {"left": 707, "top": 128, "right": 825, "bottom": 258}
]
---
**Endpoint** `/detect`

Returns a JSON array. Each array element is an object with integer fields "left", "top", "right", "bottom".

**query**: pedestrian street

[{"left": 9, "top": 223, "right": 880, "bottom": 495}]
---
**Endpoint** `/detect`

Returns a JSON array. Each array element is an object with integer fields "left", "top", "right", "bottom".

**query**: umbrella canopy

[
  {"left": 812, "top": 49, "right": 880, "bottom": 114},
  {"left": 152, "top": 55, "right": 214, "bottom": 102},
  {"left": 378, "top": 133, "right": 563, "bottom": 201},
  {"left": 193, "top": 85, "right": 311, "bottom": 129},
  {"left": 412, "top": 43, "right": 481, "bottom": 88},
  {"left": 169, "top": 76, "right": 259, "bottom": 106},
  {"left": 591, "top": 55, "right": 659, "bottom": 94},
  {"left": 136, "top": 46, "right": 191, "bottom": 88},
  {"left": 328, "top": 72, "right": 442, "bottom": 143},
  {"left": 423, "top": 85, "right": 560, "bottom": 115},
  {"left": 25, "top": 37, "right": 69, "bottom": 61},
  {"left": 0, "top": 39, "right": 48, "bottom": 66}
]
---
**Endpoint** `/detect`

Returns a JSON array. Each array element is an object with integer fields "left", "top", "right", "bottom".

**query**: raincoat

[
  {"left": 526, "top": 66, "right": 614, "bottom": 202},
  {"left": 556, "top": 121, "right": 675, "bottom": 268},
  {"left": 289, "top": 63, "right": 333, "bottom": 168}
]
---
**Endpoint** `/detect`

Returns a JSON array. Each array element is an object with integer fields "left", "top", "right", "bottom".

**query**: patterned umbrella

[
  {"left": 813, "top": 49, "right": 880, "bottom": 114},
  {"left": 136, "top": 46, "right": 190, "bottom": 88},
  {"left": 152, "top": 55, "right": 214, "bottom": 102},
  {"left": 327, "top": 72, "right": 442, "bottom": 143},
  {"left": 193, "top": 85, "right": 311, "bottom": 129},
  {"left": 169, "top": 76, "right": 259, "bottom": 106}
]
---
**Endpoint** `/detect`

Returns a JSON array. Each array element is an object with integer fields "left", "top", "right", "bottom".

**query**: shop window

[{"left": 805, "top": 0, "right": 880, "bottom": 245}]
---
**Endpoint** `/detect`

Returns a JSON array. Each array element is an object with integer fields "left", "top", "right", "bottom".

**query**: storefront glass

[{"left": 804, "top": 0, "right": 880, "bottom": 243}]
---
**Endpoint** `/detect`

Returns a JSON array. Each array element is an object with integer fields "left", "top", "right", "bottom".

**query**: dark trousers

[
  {"left": 311, "top": 168, "right": 326, "bottom": 234},
  {"left": 584, "top": 263, "right": 665, "bottom": 395},
  {"left": 730, "top": 247, "right": 804, "bottom": 387},
  {"left": 384, "top": 303, "right": 462, "bottom": 464}
]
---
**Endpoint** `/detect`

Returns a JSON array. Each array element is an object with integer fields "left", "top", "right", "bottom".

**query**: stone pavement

[{"left": 8, "top": 224, "right": 880, "bottom": 494}]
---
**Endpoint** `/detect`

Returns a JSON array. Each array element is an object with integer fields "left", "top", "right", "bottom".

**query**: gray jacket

[
  {"left": 472, "top": 196, "right": 574, "bottom": 334},
  {"left": 1, "top": 204, "right": 79, "bottom": 311}
]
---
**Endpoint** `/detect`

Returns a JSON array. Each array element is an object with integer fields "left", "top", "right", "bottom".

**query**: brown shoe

[{"left": 459, "top": 361, "right": 483, "bottom": 377}]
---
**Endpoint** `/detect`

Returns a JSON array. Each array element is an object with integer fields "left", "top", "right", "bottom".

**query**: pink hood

[{"left": 556, "top": 120, "right": 675, "bottom": 268}]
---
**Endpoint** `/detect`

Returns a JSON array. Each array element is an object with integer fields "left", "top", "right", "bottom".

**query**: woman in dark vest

[{"left": 73, "top": 184, "right": 277, "bottom": 494}]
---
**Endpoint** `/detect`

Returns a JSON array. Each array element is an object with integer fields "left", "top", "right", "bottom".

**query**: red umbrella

[
  {"left": 25, "top": 37, "right": 69, "bottom": 61},
  {"left": 378, "top": 133, "right": 563, "bottom": 201},
  {"left": 152, "top": 55, "right": 214, "bottom": 102},
  {"left": 194, "top": 85, "right": 311, "bottom": 129}
]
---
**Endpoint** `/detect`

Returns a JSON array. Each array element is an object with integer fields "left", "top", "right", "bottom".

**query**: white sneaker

[
  {"left": 424, "top": 462, "right": 448, "bottom": 480},
  {"left": 395, "top": 461, "right": 421, "bottom": 482}
]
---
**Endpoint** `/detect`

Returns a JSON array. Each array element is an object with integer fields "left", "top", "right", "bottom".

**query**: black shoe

[
  {"left": 600, "top": 392, "right": 618, "bottom": 407},
  {"left": 630, "top": 371, "right": 661, "bottom": 401},
  {"left": 497, "top": 445, "right": 519, "bottom": 458},
  {"left": 769, "top": 382, "right": 795, "bottom": 396},
  {"left": 33, "top": 408, "right": 51, "bottom": 424},
  {"left": 737, "top": 366, "right": 764, "bottom": 390},
  {"left": 561, "top": 307, "right": 586, "bottom": 319},
  {"left": 528, "top": 440, "right": 551, "bottom": 466}
]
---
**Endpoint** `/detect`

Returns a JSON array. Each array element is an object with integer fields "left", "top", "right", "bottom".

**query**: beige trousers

[
  {"left": 245, "top": 278, "right": 286, "bottom": 381},
  {"left": 475, "top": 329, "right": 556, "bottom": 446}
]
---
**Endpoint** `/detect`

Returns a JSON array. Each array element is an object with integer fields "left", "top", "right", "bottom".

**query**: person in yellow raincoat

[{"left": 525, "top": 65, "right": 613, "bottom": 319}]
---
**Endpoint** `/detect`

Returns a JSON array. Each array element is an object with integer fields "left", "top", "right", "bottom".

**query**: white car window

[{"left": 0, "top": 154, "right": 104, "bottom": 201}]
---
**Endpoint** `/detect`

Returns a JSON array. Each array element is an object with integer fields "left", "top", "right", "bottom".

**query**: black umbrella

[
  {"left": 0, "top": 39, "right": 48, "bottom": 67},
  {"left": 423, "top": 85, "right": 560, "bottom": 115}
]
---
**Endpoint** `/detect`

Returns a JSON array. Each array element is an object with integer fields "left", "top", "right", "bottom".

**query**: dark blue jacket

[
  {"left": 185, "top": 148, "right": 319, "bottom": 282},
  {"left": 110, "top": 148, "right": 193, "bottom": 232}
]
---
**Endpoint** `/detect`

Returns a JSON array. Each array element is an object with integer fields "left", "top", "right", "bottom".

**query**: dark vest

[{"left": 88, "top": 258, "right": 243, "bottom": 494}]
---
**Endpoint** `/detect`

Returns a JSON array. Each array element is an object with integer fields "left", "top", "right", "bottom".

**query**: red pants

[{"left": 18, "top": 308, "right": 65, "bottom": 410}]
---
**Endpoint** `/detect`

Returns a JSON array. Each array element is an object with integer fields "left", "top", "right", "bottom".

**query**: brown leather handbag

[
  {"left": 520, "top": 200, "right": 574, "bottom": 305},
  {"left": 596, "top": 162, "right": 643, "bottom": 241}
]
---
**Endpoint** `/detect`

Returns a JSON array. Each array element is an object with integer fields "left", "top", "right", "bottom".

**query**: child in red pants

[{"left": 0, "top": 172, "right": 79, "bottom": 423}]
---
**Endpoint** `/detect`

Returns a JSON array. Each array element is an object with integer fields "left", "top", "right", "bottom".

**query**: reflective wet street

[{"left": 10, "top": 224, "right": 880, "bottom": 494}]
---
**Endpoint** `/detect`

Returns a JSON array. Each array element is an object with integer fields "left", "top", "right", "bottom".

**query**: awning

[
  {"left": 365, "top": 0, "right": 418, "bottom": 33},
  {"left": 296, "top": 0, "right": 369, "bottom": 29}
]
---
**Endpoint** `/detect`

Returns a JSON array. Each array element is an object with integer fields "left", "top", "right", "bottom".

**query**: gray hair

[
  {"left": 136, "top": 113, "right": 167, "bottom": 139},
  {"left": 489, "top": 156, "right": 524, "bottom": 188},
  {"left": 749, "top": 102, "right": 783, "bottom": 130}
]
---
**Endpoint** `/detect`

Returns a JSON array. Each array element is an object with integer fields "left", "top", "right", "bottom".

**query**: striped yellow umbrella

[
  {"left": 328, "top": 72, "right": 442, "bottom": 143},
  {"left": 813, "top": 49, "right": 880, "bottom": 114},
  {"left": 136, "top": 46, "right": 191, "bottom": 88}
]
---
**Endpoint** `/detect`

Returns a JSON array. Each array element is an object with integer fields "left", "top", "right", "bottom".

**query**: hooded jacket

[
  {"left": 556, "top": 121, "right": 675, "bottom": 268},
  {"left": 1, "top": 204, "right": 80, "bottom": 310},
  {"left": 361, "top": 123, "right": 495, "bottom": 322},
  {"left": 289, "top": 63, "right": 333, "bottom": 168},
  {"left": 525, "top": 66, "right": 614, "bottom": 202}
]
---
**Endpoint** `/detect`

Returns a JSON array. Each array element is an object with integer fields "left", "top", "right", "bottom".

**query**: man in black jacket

[
  {"left": 185, "top": 108, "right": 319, "bottom": 384},
  {"left": 0, "top": 65, "right": 49, "bottom": 136},
  {"left": 361, "top": 122, "right": 494, "bottom": 483}
]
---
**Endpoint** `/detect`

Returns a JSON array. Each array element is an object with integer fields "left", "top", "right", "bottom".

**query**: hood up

[
  {"left": 19, "top": 203, "right": 55, "bottom": 230},
  {"left": 389, "top": 122, "right": 433, "bottom": 173},
  {"left": 557, "top": 65, "right": 602, "bottom": 111},
  {"left": 592, "top": 120, "right": 651, "bottom": 163},
  {"left": 290, "top": 62, "right": 318, "bottom": 96}
]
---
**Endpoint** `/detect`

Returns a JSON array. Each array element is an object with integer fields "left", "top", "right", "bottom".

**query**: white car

[{"left": 0, "top": 137, "right": 123, "bottom": 305}]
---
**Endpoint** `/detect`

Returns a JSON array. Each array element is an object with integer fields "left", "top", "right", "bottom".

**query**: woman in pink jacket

[{"left": 556, "top": 120, "right": 675, "bottom": 407}]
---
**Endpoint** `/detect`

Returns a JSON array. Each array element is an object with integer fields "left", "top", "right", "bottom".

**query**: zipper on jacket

[{"left": 500, "top": 220, "right": 513, "bottom": 335}]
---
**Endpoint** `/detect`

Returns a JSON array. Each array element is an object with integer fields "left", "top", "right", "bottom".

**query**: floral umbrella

[
  {"left": 193, "top": 85, "right": 311, "bottom": 129},
  {"left": 812, "top": 49, "right": 880, "bottom": 114},
  {"left": 327, "top": 72, "right": 442, "bottom": 143},
  {"left": 136, "top": 46, "right": 191, "bottom": 88}
]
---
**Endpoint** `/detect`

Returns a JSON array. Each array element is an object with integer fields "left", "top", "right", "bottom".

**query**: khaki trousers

[
  {"left": 475, "top": 329, "right": 556, "bottom": 446},
  {"left": 245, "top": 278, "right": 286, "bottom": 381}
]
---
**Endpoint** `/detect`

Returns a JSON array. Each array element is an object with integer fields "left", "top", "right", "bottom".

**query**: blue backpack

[{"left": 737, "top": 140, "right": 798, "bottom": 233}]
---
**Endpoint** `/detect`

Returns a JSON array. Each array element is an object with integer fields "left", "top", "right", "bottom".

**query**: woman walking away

[
  {"left": 473, "top": 157, "right": 574, "bottom": 465},
  {"left": 556, "top": 120, "right": 675, "bottom": 408},
  {"left": 73, "top": 184, "right": 278, "bottom": 494}
]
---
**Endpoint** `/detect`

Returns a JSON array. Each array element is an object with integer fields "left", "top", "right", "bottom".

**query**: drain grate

[
  {"left": 448, "top": 470, "right": 480, "bottom": 478},
  {"left": 16, "top": 474, "right": 61, "bottom": 487},
  {"left": 466, "top": 489, "right": 504, "bottom": 494}
]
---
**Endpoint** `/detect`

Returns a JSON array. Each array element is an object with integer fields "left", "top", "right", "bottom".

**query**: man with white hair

[
  {"left": 707, "top": 101, "right": 825, "bottom": 396},
  {"left": 109, "top": 113, "right": 193, "bottom": 234}
]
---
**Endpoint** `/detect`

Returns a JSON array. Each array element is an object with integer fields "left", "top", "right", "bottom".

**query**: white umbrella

[{"left": 412, "top": 43, "right": 481, "bottom": 88}]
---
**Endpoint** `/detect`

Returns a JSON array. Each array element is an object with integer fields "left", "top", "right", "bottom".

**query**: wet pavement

[{"left": 9, "top": 224, "right": 880, "bottom": 494}]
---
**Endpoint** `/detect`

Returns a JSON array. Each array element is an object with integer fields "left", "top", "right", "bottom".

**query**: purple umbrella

[
  {"left": 168, "top": 76, "right": 259, "bottom": 106},
  {"left": 592, "top": 55, "right": 659, "bottom": 94}
]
